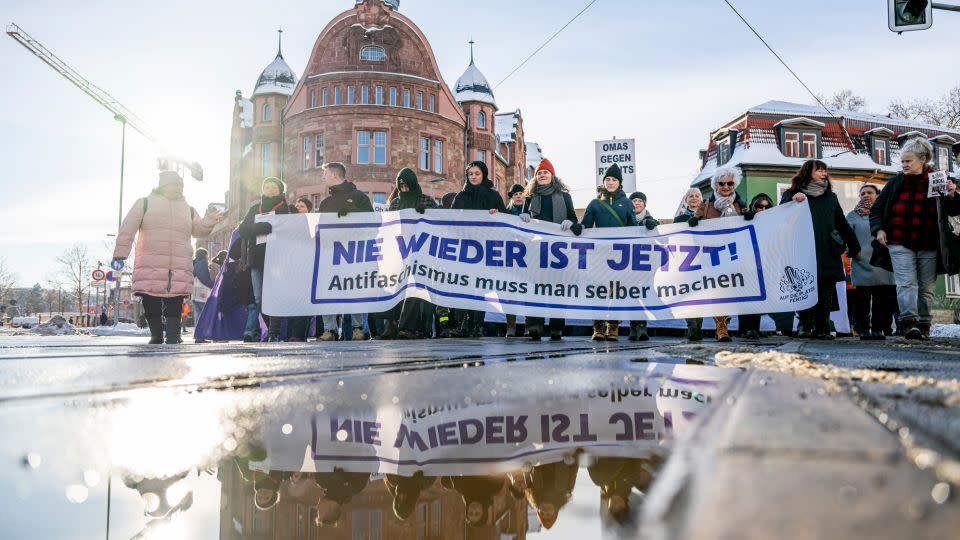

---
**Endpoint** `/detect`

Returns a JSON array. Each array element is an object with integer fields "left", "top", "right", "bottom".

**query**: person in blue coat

[{"left": 581, "top": 164, "right": 639, "bottom": 341}]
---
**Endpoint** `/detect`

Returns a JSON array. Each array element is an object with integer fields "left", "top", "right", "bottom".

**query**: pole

[
  {"left": 105, "top": 475, "right": 111, "bottom": 540},
  {"left": 114, "top": 119, "right": 125, "bottom": 325},
  {"left": 933, "top": 3, "right": 960, "bottom": 12}
]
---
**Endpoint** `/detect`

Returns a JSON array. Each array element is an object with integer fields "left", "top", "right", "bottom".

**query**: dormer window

[
  {"left": 360, "top": 46, "right": 386, "bottom": 62},
  {"left": 929, "top": 135, "right": 958, "bottom": 173},
  {"left": 864, "top": 127, "right": 894, "bottom": 166},
  {"left": 713, "top": 128, "right": 738, "bottom": 165},
  {"left": 775, "top": 117, "right": 824, "bottom": 159}
]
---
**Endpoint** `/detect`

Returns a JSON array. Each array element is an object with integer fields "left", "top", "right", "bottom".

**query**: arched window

[
  {"left": 360, "top": 46, "right": 386, "bottom": 62},
  {"left": 477, "top": 111, "right": 486, "bottom": 129},
  {"left": 262, "top": 102, "right": 272, "bottom": 122}
]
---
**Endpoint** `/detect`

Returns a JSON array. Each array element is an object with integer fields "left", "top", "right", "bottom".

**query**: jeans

[
  {"left": 322, "top": 314, "right": 362, "bottom": 337},
  {"left": 888, "top": 245, "right": 937, "bottom": 323},
  {"left": 193, "top": 301, "right": 205, "bottom": 326},
  {"left": 244, "top": 268, "right": 264, "bottom": 336}
]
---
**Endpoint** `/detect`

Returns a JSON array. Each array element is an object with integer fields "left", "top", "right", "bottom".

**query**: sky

[{"left": 1, "top": 0, "right": 957, "bottom": 287}]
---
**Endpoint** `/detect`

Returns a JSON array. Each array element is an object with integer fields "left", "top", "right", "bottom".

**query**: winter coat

[
  {"left": 845, "top": 211, "right": 895, "bottom": 287},
  {"left": 440, "top": 475, "right": 505, "bottom": 503},
  {"left": 318, "top": 181, "right": 374, "bottom": 215},
  {"left": 588, "top": 458, "right": 654, "bottom": 499},
  {"left": 520, "top": 191, "right": 578, "bottom": 225},
  {"left": 869, "top": 172, "right": 960, "bottom": 275},
  {"left": 695, "top": 194, "right": 747, "bottom": 220},
  {"left": 313, "top": 470, "right": 369, "bottom": 505},
  {"left": 192, "top": 256, "right": 214, "bottom": 302},
  {"left": 581, "top": 189, "right": 639, "bottom": 229},
  {"left": 113, "top": 192, "right": 218, "bottom": 298},
  {"left": 238, "top": 197, "right": 290, "bottom": 271},
  {"left": 452, "top": 178, "right": 507, "bottom": 212},
  {"left": 674, "top": 208, "right": 698, "bottom": 223},
  {"left": 388, "top": 193, "right": 438, "bottom": 211},
  {"left": 780, "top": 188, "right": 860, "bottom": 282},
  {"left": 505, "top": 203, "right": 524, "bottom": 216}
]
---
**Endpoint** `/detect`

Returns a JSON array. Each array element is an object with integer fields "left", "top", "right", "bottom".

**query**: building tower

[{"left": 454, "top": 41, "right": 499, "bottom": 183}]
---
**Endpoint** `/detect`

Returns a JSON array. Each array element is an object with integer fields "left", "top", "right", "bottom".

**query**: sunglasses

[
  {"left": 756, "top": 204, "right": 771, "bottom": 210},
  {"left": 717, "top": 181, "right": 736, "bottom": 187}
]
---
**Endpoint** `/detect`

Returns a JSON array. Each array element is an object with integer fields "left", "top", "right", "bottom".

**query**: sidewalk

[{"left": 642, "top": 352, "right": 959, "bottom": 539}]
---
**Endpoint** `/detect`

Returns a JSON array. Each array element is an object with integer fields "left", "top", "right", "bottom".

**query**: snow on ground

[
  {"left": 29, "top": 316, "right": 77, "bottom": 336},
  {"left": 84, "top": 323, "right": 150, "bottom": 337},
  {"left": 931, "top": 324, "right": 960, "bottom": 338}
]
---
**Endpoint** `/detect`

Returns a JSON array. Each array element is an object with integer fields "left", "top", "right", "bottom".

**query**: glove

[
  {"left": 643, "top": 217, "right": 659, "bottom": 230},
  {"left": 415, "top": 202, "right": 426, "bottom": 214},
  {"left": 254, "top": 222, "right": 272, "bottom": 235},
  {"left": 743, "top": 211, "right": 756, "bottom": 221},
  {"left": 570, "top": 223, "right": 583, "bottom": 236},
  {"left": 519, "top": 213, "right": 531, "bottom": 223},
  {"left": 560, "top": 220, "right": 573, "bottom": 231},
  {"left": 337, "top": 207, "right": 350, "bottom": 218},
  {"left": 687, "top": 217, "right": 699, "bottom": 227}
]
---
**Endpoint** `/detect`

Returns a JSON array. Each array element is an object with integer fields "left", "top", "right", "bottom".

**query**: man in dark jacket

[
  {"left": 238, "top": 177, "right": 290, "bottom": 342},
  {"left": 317, "top": 162, "right": 373, "bottom": 341}
]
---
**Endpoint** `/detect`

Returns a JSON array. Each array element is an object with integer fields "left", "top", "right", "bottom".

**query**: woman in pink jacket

[{"left": 113, "top": 171, "right": 222, "bottom": 344}]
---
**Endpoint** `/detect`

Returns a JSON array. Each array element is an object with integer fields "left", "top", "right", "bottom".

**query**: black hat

[
  {"left": 602, "top": 163, "right": 623, "bottom": 184},
  {"left": 508, "top": 184, "right": 524, "bottom": 197},
  {"left": 629, "top": 191, "right": 647, "bottom": 202}
]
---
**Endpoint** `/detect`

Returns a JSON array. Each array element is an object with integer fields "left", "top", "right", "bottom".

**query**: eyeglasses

[{"left": 717, "top": 181, "right": 736, "bottom": 187}]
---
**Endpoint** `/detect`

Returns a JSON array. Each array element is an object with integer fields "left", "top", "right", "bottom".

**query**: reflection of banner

[
  {"left": 260, "top": 202, "right": 817, "bottom": 319},
  {"left": 250, "top": 365, "right": 736, "bottom": 476}
]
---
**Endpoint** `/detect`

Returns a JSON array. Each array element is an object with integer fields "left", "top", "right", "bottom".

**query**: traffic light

[{"left": 889, "top": 0, "right": 933, "bottom": 32}]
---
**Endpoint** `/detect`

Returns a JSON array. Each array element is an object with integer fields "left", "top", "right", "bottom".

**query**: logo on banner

[{"left": 778, "top": 266, "right": 814, "bottom": 302}]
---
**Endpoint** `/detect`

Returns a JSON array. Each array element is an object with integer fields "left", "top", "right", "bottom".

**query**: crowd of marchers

[{"left": 111, "top": 137, "right": 959, "bottom": 345}]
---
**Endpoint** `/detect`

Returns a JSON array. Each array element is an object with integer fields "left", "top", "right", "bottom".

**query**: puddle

[{"left": 0, "top": 359, "right": 737, "bottom": 538}]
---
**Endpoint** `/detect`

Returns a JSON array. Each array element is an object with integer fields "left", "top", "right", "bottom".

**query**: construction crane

[
  {"left": 6, "top": 22, "right": 203, "bottom": 326},
  {"left": 5, "top": 22, "right": 203, "bottom": 185}
]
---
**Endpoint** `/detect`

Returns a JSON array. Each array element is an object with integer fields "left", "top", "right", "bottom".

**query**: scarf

[
  {"left": 397, "top": 186, "right": 422, "bottom": 210},
  {"left": 529, "top": 182, "right": 567, "bottom": 224},
  {"left": 259, "top": 195, "right": 286, "bottom": 214},
  {"left": 713, "top": 194, "right": 738, "bottom": 217},
  {"left": 635, "top": 209, "right": 650, "bottom": 222},
  {"left": 854, "top": 197, "right": 873, "bottom": 216},
  {"left": 801, "top": 180, "right": 829, "bottom": 198}
]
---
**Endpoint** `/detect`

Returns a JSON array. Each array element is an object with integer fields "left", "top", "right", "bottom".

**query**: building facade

[
  {"left": 209, "top": 0, "right": 542, "bottom": 251},
  {"left": 692, "top": 100, "right": 960, "bottom": 213}
]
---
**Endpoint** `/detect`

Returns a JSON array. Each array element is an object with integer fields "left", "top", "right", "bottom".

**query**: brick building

[{"left": 209, "top": 0, "right": 543, "bottom": 251}]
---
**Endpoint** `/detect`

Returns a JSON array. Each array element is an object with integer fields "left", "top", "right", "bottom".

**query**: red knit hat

[{"left": 535, "top": 158, "right": 556, "bottom": 177}]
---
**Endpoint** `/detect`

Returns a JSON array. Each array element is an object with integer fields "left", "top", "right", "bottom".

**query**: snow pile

[
  {"left": 931, "top": 324, "right": 960, "bottom": 338},
  {"left": 86, "top": 323, "right": 150, "bottom": 337},
  {"left": 715, "top": 350, "right": 960, "bottom": 394},
  {"left": 30, "top": 315, "right": 77, "bottom": 336}
]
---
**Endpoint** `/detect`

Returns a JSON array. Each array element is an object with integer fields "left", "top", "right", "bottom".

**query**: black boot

[
  {"left": 633, "top": 321, "right": 649, "bottom": 341},
  {"left": 164, "top": 316, "right": 183, "bottom": 344},
  {"left": 147, "top": 317, "right": 164, "bottom": 345}
]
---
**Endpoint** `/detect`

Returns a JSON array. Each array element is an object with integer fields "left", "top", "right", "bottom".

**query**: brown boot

[
  {"left": 714, "top": 316, "right": 731, "bottom": 342},
  {"left": 592, "top": 321, "right": 606, "bottom": 341},
  {"left": 606, "top": 321, "right": 620, "bottom": 341},
  {"left": 918, "top": 322, "right": 931, "bottom": 340},
  {"left": 902, "top": 317, "right": 921, "bottom": 340}
]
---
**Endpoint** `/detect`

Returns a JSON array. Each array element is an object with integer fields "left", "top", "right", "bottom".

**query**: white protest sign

[
  {"left": 259, "top": 201, "right": 818, "bottom": 320},
  {"left": 595, "top": 138, "right": 637, "bottom": 193},
  {"left": 928, "top": 170, "right": 949, "bottom": 198}
]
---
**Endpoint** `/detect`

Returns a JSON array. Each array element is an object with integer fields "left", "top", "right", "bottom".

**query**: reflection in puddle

[{"left": 5, "top": 362, "right": 736, "bottom": 538}]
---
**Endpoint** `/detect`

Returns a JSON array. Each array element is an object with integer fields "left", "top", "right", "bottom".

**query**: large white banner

[{"left": 260, "top": 201, "right": 818, "bottom": 319}]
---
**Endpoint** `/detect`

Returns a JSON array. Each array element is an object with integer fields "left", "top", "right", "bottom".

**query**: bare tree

[
  {"left": 815, "top": 90, "right": 867, "bottom": 112},
  {"left": 55, "top": 243, "right": 92, "bottom": 314},
  {"left": 44, "top": 273, "right": 65, "bottom": 315},
  {"left": 0, "top": 258, "right": 15, "bottom": 307},
  {"left": 889, "top": 85, "right": 960, "bottom": 129}
]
